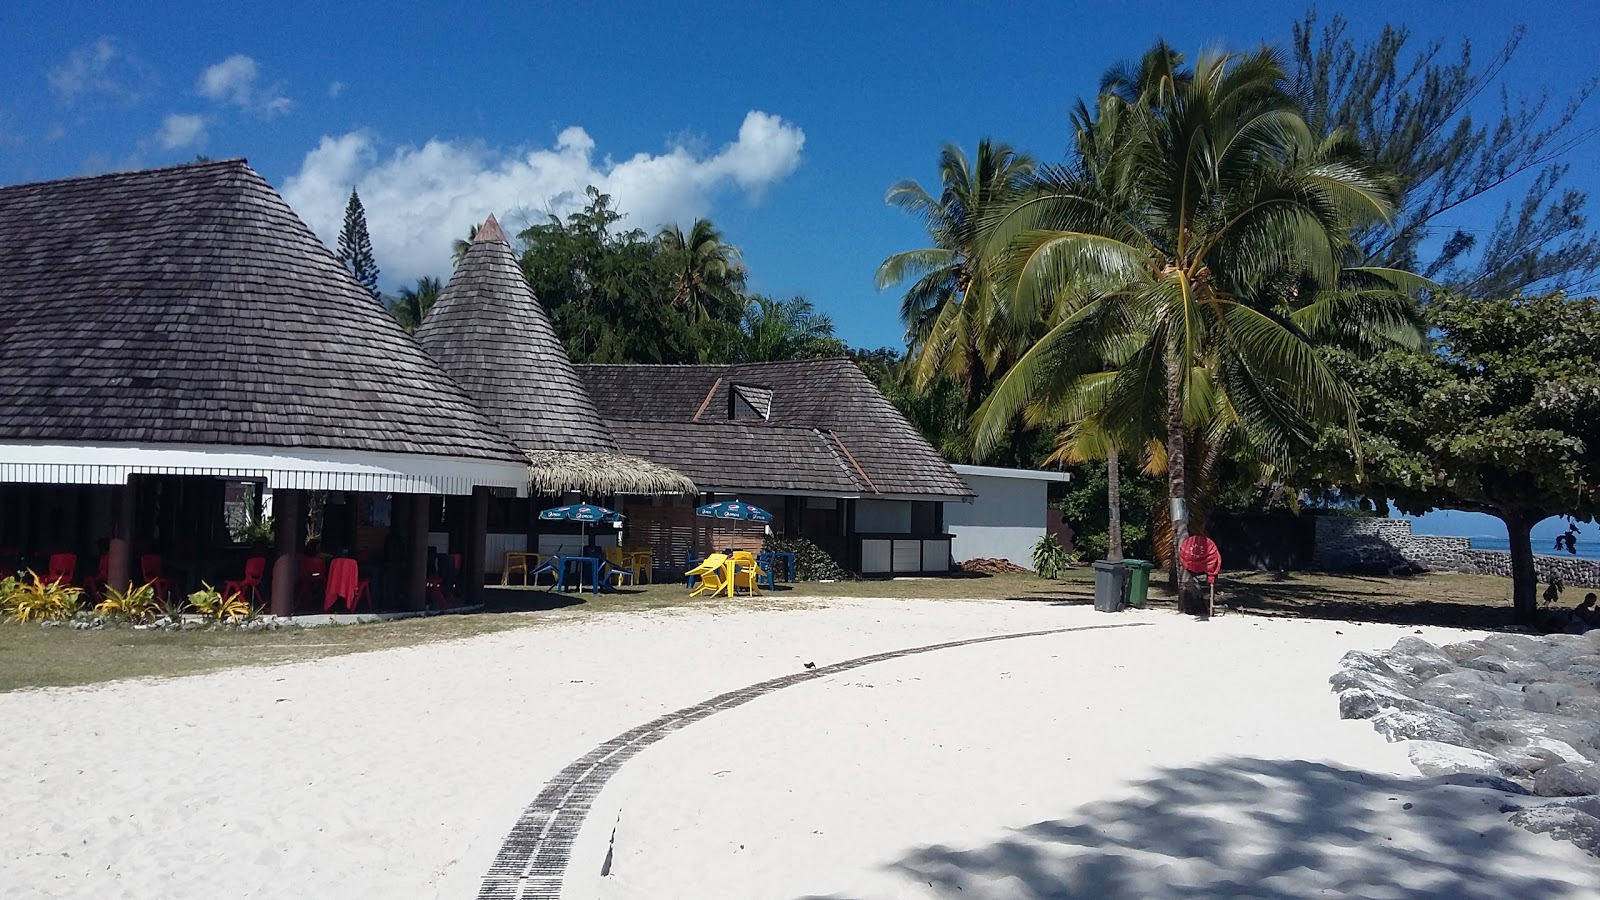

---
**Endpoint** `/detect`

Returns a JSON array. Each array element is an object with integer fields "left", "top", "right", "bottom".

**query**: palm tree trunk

[
  {"left": 1165, "top": 333, "right": 1189, "bottom": 592},
  {"left": 1107, "top": 446, "right": 1124, "bottom": 563}
]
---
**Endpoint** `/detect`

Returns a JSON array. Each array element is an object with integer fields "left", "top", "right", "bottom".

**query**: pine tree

[{"left": 335, "top": 188, "right": 380, "bottom": 299}]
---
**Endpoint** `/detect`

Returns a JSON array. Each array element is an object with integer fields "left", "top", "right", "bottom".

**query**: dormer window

[{"left": 729, "top": 383, "right": 773, "bottom": 421}]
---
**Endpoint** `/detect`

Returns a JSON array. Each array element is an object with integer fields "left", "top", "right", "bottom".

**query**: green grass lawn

[{"left": 0, "top": 566, "right": 1530, "bottom": 693}]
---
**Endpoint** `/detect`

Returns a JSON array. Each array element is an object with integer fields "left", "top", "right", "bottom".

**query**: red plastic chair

[
  {"left": 140, "top": 555, "right": 178, "bottom": 601},
  {"left": 83, "top": 553, "right": 111, "bottom": 597},
  {"left": 46, "top": 553, "right": 77, "bottom": 586},
  {"left": 297, "top": 556, "right": 326, "bottom": 606},
  {"left": 425, "top": 552, "right": 464, "bottom": 610},
  {"left": 224, "top": 557, "right": 266, "bottom": 607},
  {"left": 323, "top": 557, "right": 371, "bottom": 612}
]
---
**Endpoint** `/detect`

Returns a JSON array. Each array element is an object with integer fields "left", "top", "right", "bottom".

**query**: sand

[{"left": 1, "top": 598, "right": 1594, "bottom": 899}]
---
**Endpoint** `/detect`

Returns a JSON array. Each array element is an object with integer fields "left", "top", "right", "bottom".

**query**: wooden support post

[
  {"left": 270, "top": 490, "right": 302, "bottom": 617},
  {"left": 405, "top": 494, "right": 429, "bottom": 612},
  {"left": 464, "top": 487, "right": 489, "bottom": 607},
  {"left": 107, "top": 479, "right": 136, "bottom": 592}
]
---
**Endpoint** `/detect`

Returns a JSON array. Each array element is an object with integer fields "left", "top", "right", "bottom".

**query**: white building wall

[{"left": 946, "top": 473, "right": 1048, "bottom": 567}]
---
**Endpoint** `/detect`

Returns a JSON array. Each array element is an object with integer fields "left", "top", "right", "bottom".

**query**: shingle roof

[
  {"left": 416, "top": 215, "right": 616, "bottom": 454},
  {"left": 0, "top": 159, "right": 521, "bottom": 462},
  {"left": 578, "top": 359, "right": 974, "bottom": 498}
]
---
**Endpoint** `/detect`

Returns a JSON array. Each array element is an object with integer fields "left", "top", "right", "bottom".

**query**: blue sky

[{"left": 4, "top": 0, "right": 1593, "bottom": 354}]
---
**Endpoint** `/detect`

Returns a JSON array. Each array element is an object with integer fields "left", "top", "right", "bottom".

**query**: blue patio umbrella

[
  {"left": 539, "top": 503, "right": 625, "bottom": 544},
  {"left": 695, "top": 500, "right": 773, "bottom": 524},
  {"left": 539, "top": 504, "right": 624, "bottom": 524}
]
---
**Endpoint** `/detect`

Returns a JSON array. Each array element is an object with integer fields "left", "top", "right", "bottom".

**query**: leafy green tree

[
  {"left": 335, "top": 188, "right": 380, "bottom": 299},
  {"left": 877, "top": 141, "right": 1035, "bottom": 411},
  {"left": 1313, "top": 292, "right": 1600, "bottom": 624},
  {"left": 659, "top": 218, "right": 747, "bottom": 323},
  {"left": 519, "top": 187, "right": 701, "bottom": 363},
  {"left": 387, "top": 276, "right": 441, "bottom": 333},
  {"left": 974, "top": 42, "right": 1420, "bottom": 580},
  {"left": 1293, "top": 11, "right": 1600, "bottom": 296},
  {"left": 735, "top": 295, "right": 847, "bottom": 362}
]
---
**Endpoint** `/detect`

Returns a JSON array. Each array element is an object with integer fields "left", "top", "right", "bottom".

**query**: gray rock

[
  {"left": 1502, "top": 659, "right": 1555, "bottom": 683},
  {"left": 1484, "top": 633, "right": 1550, "bottom": 661},
  {"left": 1533, "top": 762, "right": 1600, "bottom": 798},
  {"left": 1406, "top": 740, "right": 1528, "bottom": 780},
  {"left": 1389, "top": 636, "right": 1458, "bottom": 678},
  {"left": 1465, "top": 654, "right": 1513, "bottom": 674},
  {"left": 1524, "top": 682, "right": 1579, "bottom": 714},
  {"left": 1508, "top": 804, "right": 1600, "bottom": 856},
  {"left": 1471, "top": 712, "right": 1600, "bottom": 754},
  {"left": 1443, "top": 640, "right": 1494, "bottom": 664},
  {"left": 1370, "top": 707, "right": 1472, "bottom": 744}
]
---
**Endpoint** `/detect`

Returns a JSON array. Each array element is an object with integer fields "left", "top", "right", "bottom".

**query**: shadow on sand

[{"left": 803, "top": 757, "right": 1577, "bottom": 899}]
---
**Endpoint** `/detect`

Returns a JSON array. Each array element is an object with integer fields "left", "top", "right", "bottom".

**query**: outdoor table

[
  {"left": 759, "top": 550, "right": 795, "bottom": 584},
  {"left": 555, "top": 555, "right": 602, "bottom": 595}
]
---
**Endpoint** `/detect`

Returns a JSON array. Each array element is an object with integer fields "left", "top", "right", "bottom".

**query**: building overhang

[
  {"left": 697, "top": 484, "right": 973, "bottom": 503},
  {"left": 0, "top": 442, "right": 528, "bottom": 496},
  {"left": 952, "top": 464, "right": 1073, "bottom": 484}
]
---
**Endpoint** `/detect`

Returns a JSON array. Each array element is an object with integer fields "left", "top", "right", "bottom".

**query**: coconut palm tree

[
  {"left": 388, "top": 276, "right": 442, "bottom": 333},
  {"left": 452, "top": 224, "right": 480, "bottom": 266},
  {"left": 659, "top": 219, "right": 746, "bottom": 322},
  {"left": 737, "top": 295, "right": 847, "bottom": 362},
  {"left": 876, "top": 142, "right": 1035, "bottom": 410},
  {"left": 975, "top": 42, "right": 1423, "bottom": 583}
]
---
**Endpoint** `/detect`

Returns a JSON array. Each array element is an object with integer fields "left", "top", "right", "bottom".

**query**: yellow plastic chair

[
  {"left": 603, "top": 547, "right": 635, "bottom": 586},
  {"left": 500, "top": 551, "right": 538, "bottom": 586},
  {"left": 730, "top": 551, "right": 766, "bottom": 596},
  {"left": 625, "top": 548, "right": 654, "bottom": 584},
  {"left": 688, "top": 553, "right": 732, "bottom": 597}
]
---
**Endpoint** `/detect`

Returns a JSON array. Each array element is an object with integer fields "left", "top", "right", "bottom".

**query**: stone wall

[{"left": 1312, "top": 517, "right": 1600, "bottom": 588}]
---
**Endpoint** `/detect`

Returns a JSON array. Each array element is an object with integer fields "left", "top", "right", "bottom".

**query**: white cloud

[
  {"left": 196, "top": 54, "right": 291, "bottom": 117},
  {"left": 49, "top": 38, "right": 154, "bottom": 105},
  {"left": 281, "top": 110, "right": 805, "bottom": 290},
  {"left": 327, "top": 80, "right": 346, "bottom": 98},
  {"left": 156, "top": 113, "right": 206, "bottom": 149}
]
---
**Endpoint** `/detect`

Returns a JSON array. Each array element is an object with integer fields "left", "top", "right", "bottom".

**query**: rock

[
  {"left": 1471, "top": 712, "right": 1600, "bottom": 755},
  {"left": 1464, "top": 654, "right": 1513, "bottom": 674},
  {"left": 1416, "top": 676, "right": 1525, "bottom": 717},
  {"left": 1557, "top": 695, "right": 1600, "bottom": 722},
  {"left": 1502, "top": 659, "right": 1555, "bottom": 682},
  {"left": 1406, "top": 740, "right": 1528, "bottom": 780},
  {"left": 1524, "top": 682, "right": 1579, "bottom": 714},
  {"left": 1389, "top": 636, "right": 1457, "bottom": 678},
  {"left": 1533, "top": 762, "right": 1600, "bottom": 798},
  {"left": 1507, "top": 804, "right": 1600, "bottom": 857},
  {"left": 1333, "top": 649, "right": 1414, "bottom": 683},
  {"left": 1370, "top": 707, "right": 1472, "bottom": 744},
  {"left": 1337, "top": 681, "right": 1429, "bottom": 720},
  {"left": 1443, "top": 640, "right": 1494, "bottom": 664},
  {"left": 1484, "top": 633, "right": 1550, "bottom": 661},
  {"left": 1500, "top": 738, "right": 1591, "bottom": 774}
]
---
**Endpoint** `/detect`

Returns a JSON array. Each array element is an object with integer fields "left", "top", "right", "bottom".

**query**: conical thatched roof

[
  {"left": 0, "top": 160, "right": 522, "bottom": 466},
  {"left": 418, "top": 216, "right": 696, "bottom": 496}
]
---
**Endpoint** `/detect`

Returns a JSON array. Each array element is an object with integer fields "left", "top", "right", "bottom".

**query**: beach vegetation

[
  {"left": 94, "top": 582, "right": 160, "bottom": 624},
  {"left": 2, "top": 571, "right": 84, "bottom": 623},
  {"left": 188, "top": 583, "right": 253, "bottom": 623}
]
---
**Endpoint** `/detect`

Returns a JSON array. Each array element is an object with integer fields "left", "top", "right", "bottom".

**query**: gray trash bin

[{"left": 1092, "top": 560, "right": 1128, "bottom": 613}]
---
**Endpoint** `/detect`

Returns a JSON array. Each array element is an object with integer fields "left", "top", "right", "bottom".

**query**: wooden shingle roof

[
  {"left": 578, "top": 359, "right": 975, "bottom": 498},
  {"left": 417, "top": 215, "right": 616, "bottom": 454},
  {"left": 0, "top": 159, "right": 522, "bottom": 463}
]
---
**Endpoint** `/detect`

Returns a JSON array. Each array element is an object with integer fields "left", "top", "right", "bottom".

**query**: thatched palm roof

[{"left": 419, "top": 216, "right": 695, "bottom": 496}]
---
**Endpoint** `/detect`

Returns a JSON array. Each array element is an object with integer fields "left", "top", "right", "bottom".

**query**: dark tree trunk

[
  {"left": 1504, "top": 512, "right": 1538, "bottom": 626},
  {"left": 1107, "top": 447, "right": 1124, "bottom": 563},
  {"left": 1165, "top": 335, "right": 1188, "bottom": 589}
]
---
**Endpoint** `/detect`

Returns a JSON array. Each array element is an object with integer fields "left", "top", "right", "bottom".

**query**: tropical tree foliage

[
  {"left": 877, "top": 141, "right": 1035, "bottom": 411},
  {"left": 659, "top": 218, "right": 747, "bottom": 323},
  {"left": 387, "top": 276, "right": 441, "bottom": 333},
  {"left": 1307, "top": 292, "right": 1600, "bottom": 623},
  {"left": 336, "top": 188, "right": 381, "bottom": 299},
  {"left": 971, "top": 42, "right": 1422, "bottom": 579},
  {"left": 1293, "top": 11, "right": 1600, "bottom": 296}
]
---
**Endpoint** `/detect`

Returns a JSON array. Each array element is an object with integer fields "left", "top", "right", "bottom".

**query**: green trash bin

[{"left": 1122, "top": 559, "right": 1155, "bottom": 608}]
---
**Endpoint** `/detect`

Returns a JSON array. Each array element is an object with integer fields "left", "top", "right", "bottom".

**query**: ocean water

[{"left": 1464, "top": 535, "right": 1600, "bottom": 560}]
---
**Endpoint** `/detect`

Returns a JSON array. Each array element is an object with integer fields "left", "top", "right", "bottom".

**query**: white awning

[{"left": 0, "top": 442, "right": 528, "bottom": 496}]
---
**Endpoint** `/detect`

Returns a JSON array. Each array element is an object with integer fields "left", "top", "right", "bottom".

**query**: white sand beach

[{"left": 2, "top": 598, "right": 1595, "bottom": 899}]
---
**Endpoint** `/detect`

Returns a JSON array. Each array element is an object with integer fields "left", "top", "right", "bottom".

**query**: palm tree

[
  {"left": 975, "top": 42, "right": 1422, "bottom": 583},
  {"left": 737, "top": 295, "right": 847, "bottom": 362},
  {"left": 876, "top": 142, "right": 1035, "bottom": 410},
  {"left": 452, "top": 224, "right": 481, "bottom": 266},
  {"left": 388, "top": 276, "right": 442, "bottom": 333},
  {"left": 659, "top": 219, "right": 746, "bottom": 322}
]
